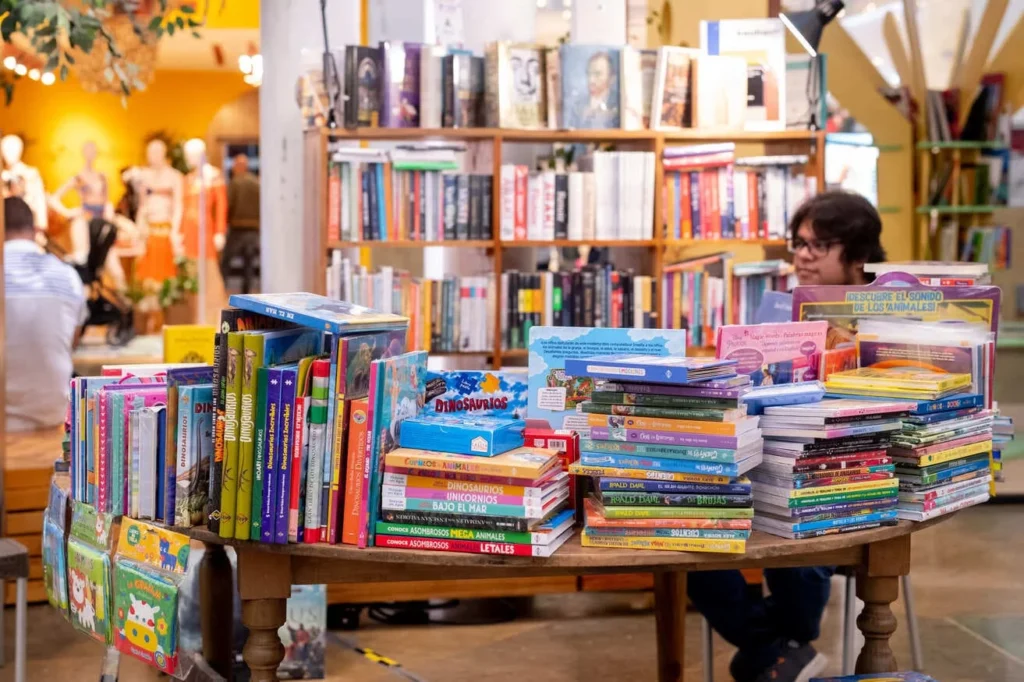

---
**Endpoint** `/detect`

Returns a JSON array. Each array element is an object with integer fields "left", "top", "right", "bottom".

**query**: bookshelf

[{"left": 309, "top": 127, "right": 825, "bottom": 367}]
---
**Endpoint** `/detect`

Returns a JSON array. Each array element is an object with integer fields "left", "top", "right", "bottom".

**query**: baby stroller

[{"left": 45, "top": 216, "right": 135, "bottom": 347}]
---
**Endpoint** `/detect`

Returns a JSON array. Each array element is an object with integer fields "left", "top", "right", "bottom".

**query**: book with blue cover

[
  {"left": 564, "top": 355, "right": 736, "bottom": 385},
  {"left": 811, "top": 674, "right": 938, "bottom": 682},
  {"left": 398, "top": 415, "right": 525, "bottom": 456},
  {"left": 824, "top": 392, "right": 984, "bottom": 416},
  {"left": 277, "top": 584, "right": 327, "bottom": 680},
  {"left": 741, "top": 382, "right": 825, "bottom": 415},
  {"left": 228, "top": 293, "right": 408, "bottom": 334},
  {"left": 580, "top": 452, "right": 759, "bottom": 478},
  {"left": 422, "top": 369, "right": 528, "bottom": 419},
  {"left": 560, "top": 45, "right": 621, "bottom": 129}
]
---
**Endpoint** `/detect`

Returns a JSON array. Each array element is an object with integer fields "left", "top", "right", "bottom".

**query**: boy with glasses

[{"left": 688, "top": 190, "right": 886, "bottom": 682}]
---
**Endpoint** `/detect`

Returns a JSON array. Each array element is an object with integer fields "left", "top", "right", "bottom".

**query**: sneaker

[{"left": 752, "top": 641, "right": 828, "bottom": 682}]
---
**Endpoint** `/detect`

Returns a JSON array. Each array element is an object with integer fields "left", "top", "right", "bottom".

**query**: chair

[
  {"left": 0, "top": 538, "right": 29, "bottom": 682},
  {"left": 700, "top": 573, "right": 923, "bottom": 680}
]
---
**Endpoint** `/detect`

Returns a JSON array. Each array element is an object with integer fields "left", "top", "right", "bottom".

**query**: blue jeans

[{"left": 687, "top": 567, "right": 835, "bottom": 682}]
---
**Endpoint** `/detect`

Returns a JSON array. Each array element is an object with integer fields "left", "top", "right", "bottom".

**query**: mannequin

[
  {"left": 181, "top": 138, "right": 227, "bottom": 324},
  {"left": 48, "top": 141, "right": 128, "bottom": 291},
  {"left": 127, "top": 138, "right": 183, "bottom": 286},
  {"left": 1, "top": 134, "right": 48, "bottom": 229}
]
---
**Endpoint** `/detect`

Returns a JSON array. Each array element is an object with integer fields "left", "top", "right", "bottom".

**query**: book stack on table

[
  {"left": 375, "top": 415, "right": 575, "bottom": 557},
  {"left": 751, "top": 399, "right": 910, "bottom": 539},
  {"left": 564, "top": 355, "right": 762, "bottom": 554}
]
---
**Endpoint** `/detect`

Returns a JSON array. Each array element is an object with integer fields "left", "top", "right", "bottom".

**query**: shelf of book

[{"left": 311, "top": 127, "right": 824, "bottom": 368}]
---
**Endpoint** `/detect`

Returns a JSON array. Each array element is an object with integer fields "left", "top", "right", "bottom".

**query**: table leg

[
  {"left": 855, "top": 534, "right": 911, "bottom": 674},
  {"left": 200, "top": 543, "right": 235, "bottom": 680},
  {"left": 236, "top": 549, "right": 293, "bottom": 682},
  {"left": 653, "top": 571, "right": 687, "bottom": 682}
]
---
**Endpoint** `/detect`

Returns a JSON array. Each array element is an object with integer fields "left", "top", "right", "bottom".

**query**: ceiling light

[
  {"left": 41, "top": 72, "right": 55, "bottom": 85},
  {"left": 562, "top": 8, "right": 572, "bottom": 19},
  {"left": 536, "top": 0, "right": 547, "bottom": 6},
  {"left": 2, "top": 56, "right": 15, "bottom": 70},
  {"left": 14, "top": 63, "right": 27, "bottom": 76},
  {"left": 28, "top": 68, "right": 40, "bottom": 81}
]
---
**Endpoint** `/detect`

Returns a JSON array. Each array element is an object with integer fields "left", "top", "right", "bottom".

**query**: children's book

[
  {"left": 341, "top": 397, "right": 370, "bottom": 545},
  {"left": 361, "top": 351, "right": 428, "bottom": 547},
  {"left": 564, "top": 355, "right": 736, "bottom": 386},
  {"left": 278, "top": 585, "right": 327, "bottom": 680},
  {"left": 398, "top": 415, "right": 526, "bottom": 456},
  {"left": 275, "top": 365, "right": 299, "bottom": 544},
  {"left": 716, "top": 321, "right": 828, "bottom": 386},
  {"left": 810, "top": 673, "right": 938, "bottom": 682},
  {"left": 304, "top": 360, "right": 331, "bottom": 543},
  {"left": 228, "top": 292, "right": 408, "bottom": 334},
  {"left": 67, "top": 500, "right": 117, "bottom": 644},
  {"left": 560, "top": 45, "right": 621, "bottom": 129},
  {"left": 162, "top": 324, "right": 216, "bottom": 364},
  {"left": 290, "top": 356, "right": 317, "bottom": 543},
  {"left": 174, "top": 385, "right": 214, "bottom": 527},
  {"left": 763, "top": 399, "right": 915, "bottom": 420},
  {"left": 422, "top": 369, "right": 528, "bottom": 419},
  {"left": 527, "top": 327, "right": 688, "bottom": 433},
  {"left": 138, "top": 407, "right": 163, "bottom": 520},
  {"left": 260, "top": 368, "right": 284, "bottom": 543},
  {"left": 825, "top": 368, "right": 974, "bottom": 397}
]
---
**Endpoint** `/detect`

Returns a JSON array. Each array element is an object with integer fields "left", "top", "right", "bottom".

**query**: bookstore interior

[{"left": 3, "top": 0, "right": 1024, "bottom": 681}]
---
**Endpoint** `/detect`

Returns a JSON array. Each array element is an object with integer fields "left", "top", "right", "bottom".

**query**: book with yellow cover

[
  {"left": 584, "top": 413, "right": 758, "bottom": 436},
  {"left": 826, "top": 368, "right": 972, "bottom": 392},
  {"left": 569, "top": 464, "right": 732, "bottom": 486},
  {"left": 163, "top": 325, "right": 216, "bottom": 364},
  {"left": 764, "top": 478, "right": 898, "bottom": 499},
  {"left": 581, "top": 530, "right": 746, "bottom": 553}
]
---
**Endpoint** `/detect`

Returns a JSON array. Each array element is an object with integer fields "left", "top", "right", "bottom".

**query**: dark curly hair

[{"left": 788, "top": 191, "right": 886, "bottom": 280}]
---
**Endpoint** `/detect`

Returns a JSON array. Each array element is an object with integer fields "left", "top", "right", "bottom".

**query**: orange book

[
  {"left": 341, "top": 397, "right": 370, "bottom": 545},
  {"left": 413, "top": 171, "right": 422, "bottom": 240},
  {"left": 748, "top": 171, "right": 761, "bottom": 239},
  {"left": 679, "top": 172, "right": 692, "bottom": 240},
  {"left": 584, "top": 413, "right": 757, "bottom": 436},
  {"left": 327, "top": 161, "right": 341, "bottom": 242}
]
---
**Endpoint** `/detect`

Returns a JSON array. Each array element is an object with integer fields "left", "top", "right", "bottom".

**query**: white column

[{"left": 260, "top": 0, "right": 360, "bottom": 293}]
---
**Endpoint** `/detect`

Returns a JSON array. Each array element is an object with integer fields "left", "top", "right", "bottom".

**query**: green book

[
  {"left": 219, "top": 332, "right": 245, "bottom": 538},
  {"left": 249, "top": 368, "right": 269, "bottom": 540},
  {"left": 580, "top": 401, "right": 741, "bottom": 421},
  {"left": 590, "top": 391, "right": 741, "bottom": 409},
  {"left": 597, "top": 505, "right": 754, "bottom": 520},
  {"left": 234, "top": 333, "right": 265, "bottom": 540},
  {"left": 784, "top": 487, "right": 897, "bottom": 509}
]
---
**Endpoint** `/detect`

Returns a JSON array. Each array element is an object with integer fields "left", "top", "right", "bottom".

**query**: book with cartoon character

[
  {"left": 360, "top": 351, "right": 428, "bottom": 547},
  {"left": 228, "top": 293, "right": 408, "bottom": 335},
  {"left": 67, "top": 500, "right": 117, "bottom": 643},
  {"left": 174, "top": 385, "right": 215, "bottom": 527},
  {"left": 278, "top": 584, "right": 327, "bottom": 679},
  {"left": 422, "top": 369, "right": 528, "bottom": 420},
  {"left": 527, "top": 327, "right": 688, "bottom": 435},
  {"left": 43, "top": 477, "right": 70, "bottom": 617}
]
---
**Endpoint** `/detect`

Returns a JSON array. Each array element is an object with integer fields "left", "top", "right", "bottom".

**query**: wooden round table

[{"left": 193, "top": 517, "right": 947, "bottom": 682}]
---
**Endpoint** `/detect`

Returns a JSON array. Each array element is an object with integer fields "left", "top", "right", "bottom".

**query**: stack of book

[
  {"left": 376, "top": 416, "right": 574, "bottom": 556},
  {"left": 751, "top": 399, "right": 909, "bottom": 539},
  {"left": 824, "top": 368, "right": 975, "bottom": 402},
  {"left": 886, "top": 393, "right": 994, "bottom": 521},
  {"left": 992, "top": 410, "right": 1015, "bottom": 485},
  {"left": 564, "top": 355, "right": 761, "bottom": 554},
  {"left": 502, "top": 266, "right": 657, "bottom": 350}
]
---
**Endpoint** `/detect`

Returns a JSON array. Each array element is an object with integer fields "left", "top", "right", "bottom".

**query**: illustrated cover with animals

[
  {"left": 228, "top": 293, "right": 409, "bottom": 334},
  {"left": 278, "top": 584, "right": 327, "bottom": 680},
  {"left": 560, "top": 45, "right": 621, "bottom": 129},
  {"left": 67, "top": 500, "right": 117, "bottom": 643},
  {"left": 527, "top": 327, "right": 688, "bottom": 434},
  {"left": 43, "top": 519, "right": 69, "bottom": 615},
  {"left": 422, "top": 369, "right": 528, "bottom": 419},
  {"left": 174, "top": 385, "right": 214, "bottom": 527}
]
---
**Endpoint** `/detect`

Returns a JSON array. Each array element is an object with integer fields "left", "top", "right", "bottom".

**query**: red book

[
  {"left": 662, "top": 152, "right": 735, "bottom": 170},
  {"left": 327, "top": 161, "right": 341, "bottom": 242},
  {"left": 747, "top": 171, "right": 761, "bottom": 239},
  {"left": 679, "top": 172, "right": 692, "bottom": 239},
  {"left": 341, "top": 397, "right": 370, "bottom": 545},
  {"left": 523, "top": 428, "right": 580, "bottom": 518},
  {"left": 513, "top": 165, "right": 528, "bottom": 240},
  {"left": 413, "top": 171, "right": 422, "bottom": 240},
  {"left": 375, "top": 534, "right": 567, "bottom": 557},
  {"left": 707, "top": 169, "right": 721, "bottom": 239}
]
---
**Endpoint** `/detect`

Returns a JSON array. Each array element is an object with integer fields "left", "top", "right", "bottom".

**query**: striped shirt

[{"left": 5, "top": 239, "right": 86, "bottom": 431}]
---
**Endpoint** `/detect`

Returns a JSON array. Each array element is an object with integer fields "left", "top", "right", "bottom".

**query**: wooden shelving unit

[{"left": 309, "top": 127, "right": 825, "bottom": 366}]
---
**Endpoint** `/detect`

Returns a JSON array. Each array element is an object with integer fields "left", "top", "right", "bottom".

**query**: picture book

[
  {"left": 114, "top": 561, "right": 181, "bottom": 674},
  {"left": 651, "top": 47, "right": 699, "bottom": 129},
  {"left": 528, "top": 327, "right": 688, "bottom": 433},
  {"left": 67, "top": 500, "right": 117, "bottom": 644},
  {"left": 398, "top": 415, "right": 526, "bottom": 456},
  {"left": 174, "top": 385, "right": 214, "bottom": 527},
  {"left": 485, "top": 42, "right": 546, "bottom": 129},
  {"left": 568, "top": 355, "right": 736, "bottom": 385},
  {"left": 700, "top": 18, "right": 787, "bottom": 131},
  {"left": 341, "top": 397, "right": 370, "bottom": 544},
  {"left": 162, "top": 324, "right": 216, "bottom": 364},
  {"left": 228, "top": 293, "right": 409, "bottom": 334},
  {"left": 278, "top": 585, "right": 327, "bottom": 680},
  {"left": 338, "top": 329, "right": 408, "bottom": 397},
  {"left": 362, "top": 351, "right": 428, "bottom": 547},
  {"left": 791, "top": 276, "right": 1002, "bottom": 347},
  {"left": 43, "top": 518, "right": 68, "bottom": 615},
  {"left": 380, "top": 41, "right": 421, "bottom": 127},
  {"left": 423, "top": 369, "right": 528, "bottom": 419},
  {"left": 560, "top": 44, "right": 621, "bottom": 129},
  {"left": 715, "top": 321, "right": 828, "bottom": 386},
  {"left": 344, "top": 45, "right": 382, "bottom": 127}
]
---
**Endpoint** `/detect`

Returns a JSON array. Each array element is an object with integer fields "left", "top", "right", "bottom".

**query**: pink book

[
  {"left": 288, "top": 394, "right": 307, "bottom": 543},
  {"left": 356, "top": 363, "right": 380, "bottom": 549},
  {"left": 715, "top": 321, "right": 828, "bottom": 385}
]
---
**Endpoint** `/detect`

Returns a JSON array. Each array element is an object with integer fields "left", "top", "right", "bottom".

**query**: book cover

[
  {"left": 174, "top": 385, "right": 214, "bottom": 527},
  {"left": 715, "top": 321, "right": 828, "bottom": 386},
  {"left": 582, "top": 452, "right": 756, "bottom": 478},
  {"left": 545, "top": 46, "right": 561, "bottom": 128},
  {"left": 228, "top": 293, "right": 409, "bottom": 334},
  {"left": 376, "top": 530, "right": 572, "bottom": 557},
  {"left": 249, "top": 368, "right": 269, "bottom": 540},
  {"left": 598, "top": 477, "right": 752, "bottom": 496},
  {"left": 564, "top": 354, "right": 734, "bottom": 385},
  {"left": 527, "top": 327, "right": 688, "bottom": 433},
  {"left": 376, "top": 508, "right": 574, "bottom": 545},
  {"left": 651, "top": 47, "right": 699, "bottom": 129},
  {"left": 422, "top": 369, "right": 529, "bottom": 419},
  {"left": 277, "top": 585, "right": 327, "bottom": 680},
  {"left": 560, "top": 45, "right": 621, "bottom": 129},
  {"left": 691, "top": 54, "right": 747, "bottom": 130},
  {"left": 219, "top": 333, "right": 245, "bottom": 537},
  {"left": 162, "top": 324, "right": 216, "bottom": 364},
  {"left": 397, "top": 415, "right": 525, "bottom": 456},
  {"left": 380, "top": 41, "right": 421, "bottom": 127},
  {"left": 486, "top": 42, "right": 546, "bottom": 129},
  {"left": 701, "top": 18, "right": 787, "bottom": 131},
  {"left": 361, "top": 351, "right": 429, "bottom": 547},
  {"left": 826, "top": 368, "right": 973, "bottom": 392},
  {"left": 345, "top": 45, "right": 382, "bottom": 127}
]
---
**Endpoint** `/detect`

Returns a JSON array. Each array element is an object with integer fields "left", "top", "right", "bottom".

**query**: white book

[
  {"left": 419, "top": 47, "right": 445, "bottom": 128},
  {"left": 138, "top": 406, "right": 161, "bottom": 521},
  {"left": 896, "top": 491, "right": 989, "bottom": 521},
  {"left": 642, "top": 152, "right": 655, "bottom": 239},
  {"left": 593, "top": 154, "right": 608, "bottom": 240},
  {"left": 500, "top": 164, "right": 516, "bottom": 240},
  {"left": 583, "top": 172, "right": 597, "bottom": 240},
  {"left": 128, "top": 411, "right": 141, "bottom": 518},
  {"left": 541, "top": 171, "right": 557, "bottom": 241},
  {"left": 543, "top": 271, "right": 554, "bottom": 326},
  {"left": 567, "top": 171, "right": 585, "bottom": 240},
  {"left": 527, "top": 174, "right": 542, "bottom": 241},
  {"left": 500, "top": 272, "right": 509, "bottom": 349}
]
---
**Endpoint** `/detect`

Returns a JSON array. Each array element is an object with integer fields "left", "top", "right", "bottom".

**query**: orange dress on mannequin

[
  {"left": 135, "top": 186, "right": 178, "bottom": 283},
  {"left": 182, "top": 170, "right": 227, "bottom": 261}
]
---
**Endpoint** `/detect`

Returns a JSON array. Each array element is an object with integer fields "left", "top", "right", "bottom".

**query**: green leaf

[
  {"left": 148, "top": 16, "right": 162, "bottom": 31},
  {"left": 40, "top": 37, "right": 58, "bottom": 54},
  {"left": 175, "top": 17, "right": 184, "bottom": 29},
  {"left": 60, "top": 64, "right": 69, "bottom": 81},
  {"left": 120, "top": 80, "right": 130, "bottom": 96},
  {"left": 181, "top": 4, "right": 195, "bottom": 13},
  {"left": 167, "top": 22, "right": 175, "bottom": 35},
  {"left": 187, "top": 17, "right": 200, "bottom": 27},
  {"left": 44, "top": 54, "right": 60, "bottom": 72},
  {"left": 64, "top": 51, "right": 75, "bottom": 65}
]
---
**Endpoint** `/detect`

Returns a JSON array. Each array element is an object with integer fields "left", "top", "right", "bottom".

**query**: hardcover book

[
  {"left": 174, "top": 385, "right": 214, "bottom": 527},
  {"left": 565, "top": 354, "right": 735, "bottom": 385},
  {"left": 228, "top": 293, "right": 408, "bottom": 334},
  {"left": 716, "top": 321, "right": 828, "bottom": 386},
  {"left": 380, "top": 41, "right": 421, "bottom": 127},
  {"left": 345, "top": 45, "right": 382, "bottom": 127},
  {"left": 560, "top": 45, "right": 621, "bottom": 129},
  {"left": 277, "top": 585, "right": 327, "bottom": 680},
  {"left": 485, "top": 42, "right": 546, "bottom": 129},
  {"left": 621, "top": 47, "right": 659, "bottom": 129},
  {"left": 651, "top": 47, "right": 700, "bottom": 129}
]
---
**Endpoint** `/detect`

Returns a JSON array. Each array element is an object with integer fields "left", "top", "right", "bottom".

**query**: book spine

[
  {"left": 382, "top": 496, "right": 562, "bottom": 518},
  {"left": 376, "top": 534, "right": 559, "bottom": 557},
  {"left": 260, "top": 368, "right": 282, "bottom": 543},
  {"left": 443, "top": 175, "right": 457, "bottom": 240},
  {"left": 304, "top": 361, "right": 331, "bottom": 543},
  {"left": 376, "top": 522, "right": 547, "bottom": 545},
  {"left": 481, "top": 175, "right": 493, "bottom": 239},
  {"left": 274, "top": 367, "right": 298, "bottom": 543},
  {"left": 385, "top": 453, "right": 547, "bottom": 480},
  {"left": 288, "top": 393, "right": 307, "bottom": 543},
  {"left": 580, "top": 532, "right": 745, "bottom": 554},
  {"left": 598, "top": 505, "right": 753, "bottom": 520},
  {"left": 384, "top": 465, "right": 545, "bottom": 488},
  {"left": 468, "top": 174, "right": 481, "bottom": 240},
  {"left": 174, "top": 388, "right": 193, "bottom": 526},
  {"left": 554, "top": 173, "right": 568, "bottom": 239},
  {"left": 581, "top": 402, "right": 738, "bottom": 421},
  {"left": 599, "top": 478, "right": 751, "bottom": 495},
  {"left": 210, "top": 330, "right": 229, "bottom": 531},
  {"left": 325, "top": 397, "right": 348, "bottom": 544},
  {"left": 327, "top": 160, "right": 341, "bottom": 241},
  {"left": 98, "top": 391, "right": 110, "bottom": 512},
  {"left": 785, "top": 488, "right": 898, "bottom": 508},
  {"left": 250, "top": 369, "right": 269, "bottom": 540},
  {"left": 580, "top": 453, "right": 739, "bottom": 477},
  {"left": 219, "top": 333, "right": 244, "bottom": 538},
  {"left": 381, "top": 508, "right": 530, "bottom": 532},
  {"left": 585, "top": 527, "right": 750, "bottom": 540},
  {"left": 585, "top": 413, "right": 745, "bottom": 436},
  {"left": 341, "top": 397, "right": 370, "bottom": 544},
  {"left": 234, "top": 334, "right": 263, "bottom": 539},
  {"left": 570, "top": 463, "right": 731, "bottom": 485},
  {"left": 381, "top": 485, "right": 551, "bottom": 509},
  {"left": 514, "top": 166, "right": 528, "bottom": 240},
  {"left": 381, "top": 473, "right": 553, "bottom": 498},
  {"left": 589, "top": 426, "right": 743, "bottom": 449},
  {"left": 161, "top": 389, "right": 178, "bottom": 524},
  {"left": 357, "top": 363, "right": 380, "bottom": 548},
  {"left": 600, "top": 491, "right": 752, "bottom": 507},
  {"left": 456, "top": 174, "right": 470, "bottom": 239}
]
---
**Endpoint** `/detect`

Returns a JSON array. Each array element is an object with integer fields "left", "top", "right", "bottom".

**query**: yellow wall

[{"left": 1, "top": 71, "right": 252, "bottom": 207}]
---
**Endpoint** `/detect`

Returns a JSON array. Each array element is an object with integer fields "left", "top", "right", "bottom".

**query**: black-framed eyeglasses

[{"left": 788, "top": 236, "right": 840, "bottom": 257}]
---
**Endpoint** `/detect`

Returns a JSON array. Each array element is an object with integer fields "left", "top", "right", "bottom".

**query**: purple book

[
  {"left": 768, "top": 498, "right": 898, "bottom": 519},
  {"left": 589, "top": 426, "right": 759, "bottom": 450},
  {"left": 275, "top": 366, "right": 299, "bottom": 544},
  {"left": 261, "top": 368, "right": 283, "bottom": 543},
  {"left": 380, "top": 41, "right": 421, "bottom": 127},
  {"left": 597, "top": 378, "right": 750, "bottom": 399}
]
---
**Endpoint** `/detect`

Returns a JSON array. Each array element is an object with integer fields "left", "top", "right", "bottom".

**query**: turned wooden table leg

[
  {"left": 653, "top": 571, "right": 687, "bottom": 682},
  {"left": 236, "top": 549, "right": 293, "bottom": 682},
  {"left": 856, "top": 535, "right": 911, "bottom": 674},
  {"left": 200, "top": 543, "right": 234, "bottom": 681}
]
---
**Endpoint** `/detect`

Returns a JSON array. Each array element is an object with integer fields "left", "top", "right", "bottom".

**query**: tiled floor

[{"left": 5, "top": 504, "right": 1023, "bottom": 681}]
